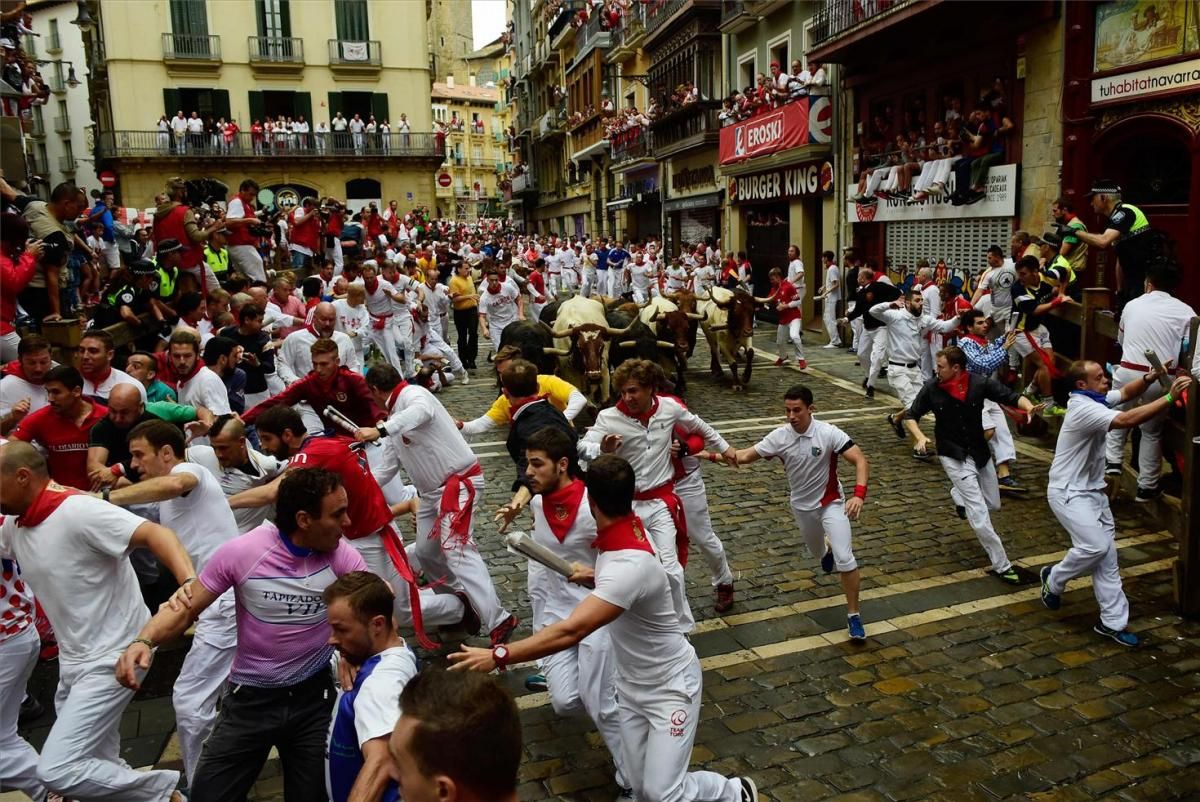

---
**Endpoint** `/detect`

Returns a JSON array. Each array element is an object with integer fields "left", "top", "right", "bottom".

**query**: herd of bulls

[{"left": 499, "top": 288, "right": 772, "bottom": 402}]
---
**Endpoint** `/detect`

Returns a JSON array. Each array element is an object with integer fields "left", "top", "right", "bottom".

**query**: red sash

[
  {"left": 592, "top": 513, "right": 655, "bottom": 555},
  {"left": 541, "top": 479, "right": 586, "bottom": 543},
  {"left": 632, "top": 481, "right": 689, "bottom": 567},
  {"left": 378, "top": 524, "right": 438, "bottom": 650},
  {"left": 435, "top": 462, "right": 483, "bottom": 551},
  {"left": 1023, "top": 330, "right": 1062, "bottom": 379}
]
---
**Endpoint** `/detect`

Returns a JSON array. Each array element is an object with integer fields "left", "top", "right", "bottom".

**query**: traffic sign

[
  {"left": 98, "top": 170, "right": 117, "bottom": 188},
  {"left": 437, "top": 172, "right": 452, "bottom": 188}
]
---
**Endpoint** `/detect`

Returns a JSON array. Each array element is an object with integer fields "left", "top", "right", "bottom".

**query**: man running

[
  {"left": 450, "top": 454, "right": 759, "bottom": 802},
  {"left": 187, "top": 414, "right": 286, "bottom": 533},
  {"left": 1041, "top": 363, "right": 1191, "bottom": 646},
  {"left": 872, "top": 290, "right": 938, "bottom": 458},
  {"left": 733, "top": 385, "right": 870, "bottom": 640}
]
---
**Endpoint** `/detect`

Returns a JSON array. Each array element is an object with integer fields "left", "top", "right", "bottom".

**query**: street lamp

[
  {"left": 66, "top": 65, "right": 80, "bottom": 88},
  {"left": 70, "top": 0, "right": 96, "bottom": 30}
]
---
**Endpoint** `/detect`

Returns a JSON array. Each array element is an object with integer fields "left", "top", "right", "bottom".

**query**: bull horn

[
  {"left": 708, "top": 324, "right": 727, "bottom": 331},
  {"left": 753, "top": 295, "right": 773, "bottom": 305},
  {"left": 649, "top": 308, "right": 661, "bottom": 322},
  {"left": 656, "top": 340, "right": 675, "bottom": 349},
  {"left": 605, "top": 322, "right": 635, "bottom": 337},
  {"left": 538, "top": 320, "right": 557, "bottom": 335},
  {"left": 715, "top": 298, "right": 732, "bottom": 309},
  {"left": 686, "top": 311, "right": 704, "bottom": 321},
  {"left": 618, "top": 340, "right": 640, "bottom": 349},
  {"left": 542, "top": 347, "right": 571, "bottom": 356}
]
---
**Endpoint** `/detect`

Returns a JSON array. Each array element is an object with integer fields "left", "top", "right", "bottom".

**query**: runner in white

[
  {"left": 871, "top": 291, "right": 938, "bottom": 458},
  {"left": 276, "top": 302, "right": 360, "bottom": 384},
  {"left": 450, "top": 454, "right": 759, "bottom": 802},
  {"left": 579, "top": 359, "right": 736, "bottom": 632},
  {"left": 1041, "top": 363, "right": 1191, "bottom": 646},
  {"left": 101, "top": 420, "right": 242, "bottom": 784},
  {"left": 629, "top": 252, "right": 658, "bottom": 304},
  {"left": 734, "top": 384, "right": 870, "bottom": 640},
  {"left": 187, "top": 415, "right": 285, "bottom": 533},
  {"left": 816, "top": 251, "right": 842, "bottom": 347},
  {"left": 0, "top": 440, "right": 193, "bottom": 802},
  {"left": 0, "top": 552, "right": 43, "bottom": 800},
  {"left": 479, "top": 264, "right": 524, "bottom": 358},
  {"left": 170, "top": 330, "right": 232, "bottom": 415},
  {"left": 357, "top": 364, "right": 518, "bottom": 644},
  {"left": 355, "top": 260, "right": 408, "bottom": 376}
]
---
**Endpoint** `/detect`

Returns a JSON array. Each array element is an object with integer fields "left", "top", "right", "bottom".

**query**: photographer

[
  {"left": 288, "top": 196, "right": 321, "bottom": 272},
  {"left": 224, "top": 178, "right": 267, "bottom": 282},
  {"left": 320, "top": 197, "right": 346, "bottom": 272},
  {"left": 0, "top": 177, "right": 88, "bottom": 324},
  {"left": 1, "top": 214, "right": 43, "bottom": 360},
  {"left": 154, "top": 177, "right": 225, "bottom": 292}
]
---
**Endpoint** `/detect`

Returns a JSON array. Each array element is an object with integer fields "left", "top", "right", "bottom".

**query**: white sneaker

[
  {"left": 457, "top": 370, "right": 470, "bottom": 385},
  {"left": 822, "top": 343, "right": 839, "bottom": 349}
]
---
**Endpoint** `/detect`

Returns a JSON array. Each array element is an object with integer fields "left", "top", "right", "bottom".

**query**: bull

[
  {"left": 697, "top": 287, "right": 765, "bottom": 391},
  {"left": 495, "top": 319, "right": 560, "bottom": 376},
  {"left": 543, "top": 295, "right": 630, "bottom": 404},
  {"left": 639, "top": 296, "right": 703, "bottom": 393}
]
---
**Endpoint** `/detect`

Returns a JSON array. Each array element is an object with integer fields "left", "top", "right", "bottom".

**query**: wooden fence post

[{"left": 1177, "top": 317, "right": 1200, "bottom": 619}]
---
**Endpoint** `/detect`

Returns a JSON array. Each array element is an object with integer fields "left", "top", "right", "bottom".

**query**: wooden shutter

[
  {"left": 248, "top": 90, "right": 265, "bottom": 124},
  {"left": 327, "top": 91, "right": 342, "bottom": 120},
  {"left": 212, "top": 89, "right": 231, "bottom": 121},
  {"left": 169, "top": 0, "right": 208, "bottom": 35},
  {"left": 370, "top": 93, "right": 389, "bottom": 124},
  {"left": 163, "top": 88, "right": 181, "bottom": 118},
  {"left": 295, "top": 91, "right": 312, "bottom": 123}
]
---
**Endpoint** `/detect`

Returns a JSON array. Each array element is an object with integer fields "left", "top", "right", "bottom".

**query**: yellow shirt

[
  {"left": 485, "top": 374, "right": 580, "bottom": 426},
  {"left": 448, "top": 275, "right": 479, "bottom": 310}
]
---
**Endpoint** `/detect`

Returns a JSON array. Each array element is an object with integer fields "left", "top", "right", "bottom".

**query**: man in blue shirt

[
  {"left": 87, "top": 189, "right": 120, "bottom": 273},
  {"left": 605, "top": 240, "right": 630, "bottom": 298},
  {"left": 595, "top": 238, "right": 611, "bottom": 297}
]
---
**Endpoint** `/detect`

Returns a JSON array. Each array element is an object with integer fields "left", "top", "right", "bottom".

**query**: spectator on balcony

[
  {"left": 295, "top": 115, "right": 309, "bottom": 150},
  {"left": 208, "top": 117, "right": 222, "bottom": 152},
  {"left": 223, "top": 118, "right": 239, "bottom": 154},
  {"left": 186, "top": 111, "right": 204, "bottom": 153},
  {"left": 769, "top": 62, "right": 789, "bottom": 107},
  {"left": 807, "top": 61, "right": 829, "bottom": 96},
  {"left": 349, "top": 113, "right": 366, "bottom": 155},
  {"left": 157, "top": 115, "right": 171, "bottom": 152},
  {"left": 952, "top": 108, "right": 1010, "bottom": 206},
  {"left": 364, "top": 115, "right": 377, "bottom": 152},
  {"left": 250, "top": 119, "right": 265, "bottom": 155},
  {"left": 398, "top": 112, "right": 411, "bottom": 146},
  {"left": 171, "top": 110, "right": 188, "bottom": 153},
  {"left": 332, "top": 111, "right": 349, "bottom": 151},
  {"left": 911, "top": 120, "right": 958, "bottom": 201}
]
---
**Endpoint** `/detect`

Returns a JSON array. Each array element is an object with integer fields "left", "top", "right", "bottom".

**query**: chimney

[{"left": 447, "top": 75, "right": 455, "bottom": 88}]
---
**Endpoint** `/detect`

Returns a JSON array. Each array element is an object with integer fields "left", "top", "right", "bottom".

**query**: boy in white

[
  {"left": 871, "top": 292, "right": 938, "bottom": 456},
  {"left": 664, "top": 259, "right": 690, "bottom": 294},
  {"left": 734, "top": 385, "right": 869, "bottom": 640},
  {"left": 170, "top": 331, "right": 232, "bottom": 415},
  {"left": 629, "top": 252, "right": 658, "bottom": 304},
  {"left": 579, "top": 359, "right": 736, "bottom": 633},
  {"left": 333, "top": 284, "right": 370, "bottom": 362},
  {"left": 451, "top": 454, "right": 759, "bottom": 802},
  {"left": 479, "top": 266, "right": 524, "bottom": 356},
  {"left": 0, "top": 441, "right": 193, "bottom": 802},
  {"left": 1041, "top": 363, "right": 1191, "bottom": 646},
  {"left": 816, "top": 252, "right": 842, "bottom": 347},
  {"left": 103, "top": 420, "right": 242, "bottom": 783}
]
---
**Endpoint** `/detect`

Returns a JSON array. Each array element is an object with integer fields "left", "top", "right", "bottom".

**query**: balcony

[
  {"left": 95, "top": 130, "right": 444, "bottom": 164},
  {"left": 248, "top": 36, "right": 304, "bottom": 74},
  {"left": 719, "top": 0, "right": 756, "bottom": 34},
  {"left": 609, "top": 125, "right": 654, "bottom": 169},
  {"left": 548, "top": 6, "right": 572, "bottom": 50},
  {"left": 572, "top": 12, "right": 612, "bottom": 67},
  {"left": 328, "top": 39, "right": 381, "bottom": 77},
  {"left": 649, "top": 102, "right": 722, "bottom": 158},
  {"left": 511, "top": 172, "right": 537, "bottom": 196},
  {"left": 535, "top": 105, "right": 567, "bottom": 141},
  {"left": 644, "top": 0, "right": 720, "bottom": 48},
  {"left": 58, "top": 155, "right": 76, "bottom": 173},
  {"left": 53, "top": 116, "right": 71, "bottom": 134},
  {"left": 607, "top": 2, "right": 647, "bottom": 62},
  {"left": 27, "top": 116, "right": 45, "bottom": 138},
  {"left": 162, "top": 32, "right": 222, "bottom": 65},
  {"left": 29, "top": 154, "right": 48, "bottom": 175}
]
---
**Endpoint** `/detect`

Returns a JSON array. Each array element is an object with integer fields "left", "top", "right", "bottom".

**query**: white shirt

[
  {"left": 333, "top": 300, "right": 370, "bottom": 351},
  {"left": 187, "top": 117, "right": 204, "bottom": 133},
  {"left": 377, "top": 383, "right": 477, "bottom": 495},
  {"left": 349, "top": 119, "right": 365, "bottom": 134},
  {"left": 187, "top": 444, "right": 284, "bottom": 533},
  {"left": 277, "top": 329, "right": 360, "bottom": 384},
  {"left": 1047, "top": 390, "right": 1122, "bottom": 492},
  {"left": 356, "top": 277, "right": 398, "bottom": 319},
  {"left": 787, "top": 258, "right": 805, "bottom": 289},
  {"left": 629, "top": 261, "right": 654, "bottom": 290},
  {"left": 753, "top": 420, "right": 854, "bottom": 511},
  {"left": 869, "top": 302, "right": 937, "bottom": 364},
  {"left": 226, "top": 197, "right": 255, "bottom": 230},
  {"left": 0, "top": 373, "right": 49, "bottom": 418},
  {"left": 171, "top": 115, "right": 188, "bottom": 134},
  {"left": 593, "top": 547, "right": 695, "bottom": 684},
  {"left": 84, "top": 367, "right": 145, "bottom": 404},
  {"left": 479, "top": 282, "right": 521, "bottom": 330},
  {"left": 177, "top": 366, "right": 231, "bottom": 415},
  {"left": 692, "top": 264, "right": 716, "bottom": 294},
  {"left": 977, "top": 264, "right": 1017, "bottom": 315},
  {"left": 346, "top": 645, "right": 417, "bottom": 746},
  {"left": 920, "top": 282, "right": 942, "bottom": 321},
  {"left": 0, "top": 494, "right": 149, "bottom": 665},
  {"left": 823, "top": 264, "right": 841, "bottom": 302},
  {"left": 158, "top": 462, "right": 240, "bottom": 570},
  {"left": 332, "top": 117, "right": 348, "bottom": 131},
  {"left": 528, "top": 483, "right": 597, "bottom": 624},
  {"left": 579, "top": 396, "right": 729, "bottom": 491},
  {"left": 1117, "top": 291, "right": 1196, "bottom": 370},
  {"left": 664, "top": 265, "right": 689, "bottom": 292}
]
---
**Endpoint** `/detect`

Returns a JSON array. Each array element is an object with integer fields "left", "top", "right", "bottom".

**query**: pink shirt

[
  {"left": 199, "top": 521, "right": 366, "bottom": 688},
  {"left": 273, "top": 294, "right": 307, "bottom": 337}
]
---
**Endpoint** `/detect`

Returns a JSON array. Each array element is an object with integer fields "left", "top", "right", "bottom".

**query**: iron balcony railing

[
  {"left": 574, "top": 9, "right": 612, "bottom": 58},
  {"left": 248, "top": 36, "right": 304, "bottom": 64},
  {"left": 609, "top": 125, "right": 653, "bottom": 163},
  {"left": 53, "top": 116, "right": 71, "bottom": 133},
  {"left": 612, "top": 1, "right": 647, "bottom": 49},
  {"left": 328, "top": 39, "right": 381, "bottom": 66},
  {"left": 720, "top": 0, "right": 748, "bottom": 24},
  {"left": 809, "top": 0, "right": 917, "bottom": 48},
  {"left": 27, "top": 116, "right": 45, "bottom": 137},
  {"left": 162, "top": 32, "right": 221, "bottom": 60},
  {"left": 645, "top": 0, "right": 720, "bottom": 37},
  {"left": 96, "top": 130, "right": 442, "bottom": 159}
]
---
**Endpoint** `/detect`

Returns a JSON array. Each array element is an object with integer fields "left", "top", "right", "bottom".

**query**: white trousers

[
  {"left": 422, "top": 327, "right": 464, "bottom": 374},
  {"left": 366, "top": 322, "right": 409, "bottom": 377},
  {"left": 851, "top": 317, "right": 863, "bottom": 351},
  {"left": 887, "top": 363, "right": 923, "bottom": 408},
  {"left": 617, "top": 660, "right": 740, "bottom": 802},
  {"left": 982, "top": 399, "right": 1016, "bottom": 465},
  {"left": 0, "top": 626, "right": 44, "bottom": 799},
  {"left": 174, "top": 593, "right": 237, "bottom": 783},
  {"left": 633, "top": 498, "right": 694, "bottom": 633},
  {"left": 182, "top": 264, "right": 220, "bottom": 293},
  {"left": 541, "top": 625, "right": 630, "bottom": 789},
  {"left": 229, "top": 244, "right": 266, "bottom": 283},
  {"left": 349, "top": 531, "right": 465, "bottom": 628},
  {"left": 791, "top": 500, "right": 857, "bottom": 572},
  {"left": 414, "top": 475, "right": 510, "bottom": 632},
  {"left": 823, "top": 299, "right": 841, "bottom": 345},
  {"left": 561, "top": 268, "right": 581, "bottom": 295},
  {"left": 1105, "top": 365, "right": 1167, "bottom": 490},
  {"left": 858, "top": 327, "right": 887, "bottom": 387},
  {"left": 1046, "top": 489, "right": 1129, "bottom": 630},
  {"left": 581, "top": 266, "right": 598, "bottom": 297},
  {"left": 776, "top": 319, "right": 805, "bottom": 361},
  {"left": 941, "top": 456, "right": 1011, "bottom": 572},
  {"left": 546, "top": 271, "right": 561, "bottom": 297},
  {"left": 0, "top": 330, "right": 20, "bottom": 363},
  {"left": 41, "top": 652, "right": 180, "bottom": 800},
  {"left": 632, "top": 284, "right": 659, "bottom": 305},
  {"left": 676, "top": 470, "right": 733, "bottom": 586},
  {"left": 325, "top": 238, "right": 344, "bottom": 272}
]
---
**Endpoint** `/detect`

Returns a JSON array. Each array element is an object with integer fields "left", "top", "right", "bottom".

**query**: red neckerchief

[
  {"left": 873, "top": 271, "right": 887, "bottom": 282},
  {"left": 81, "top": 365, "right": 112, "bottom": 388},
  {"left": 541, "top": 478, "right": 586, "bottom": 543},
  {"left": 174, "top": 359, "right": 203, "bottom": 384},
  {"left": 616, "top": 394, "right": 658, "bottom": 425},
  {"left": 386, "top": 381, "right": 410, "bottom": 410},
  {"left": 592, "top": 513, "right": 655, "bottom": 555},
  {"left": 306, "top": 323, "right": 324, "bottom": 339},
  {"left": 939, "top": 371, "right": 970, "bottom": 402},
  {"left": 314, "top": 367, "right": 345, "bottom": 392},
  {"left": 364, "top": 277, "right": 379, "bottom": 295},
  {"left": 507, "top": 393, "right": 548, "bottom": 422},
  {"left": 3, "top": 360, "right": 40, "bottom": 384},
  {"left": 16, "top": 482, "right": 82, "bottom": 527},
  {"left": 961, "top": 332, "right": 988, "bottom": 347},
  {"left": 486, "top": 282, "right": 502, "bottom": 294}
]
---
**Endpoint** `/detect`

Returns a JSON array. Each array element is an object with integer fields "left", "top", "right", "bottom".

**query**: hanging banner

[
  {"left": 340, "top": 41, "right": 369, "bottom": 62},
  {"left": 719, "top": 97, "right": 829, "bottom": 165},
  {"left": 845, "top": 164, "right": 1019, "bottom": 222}
]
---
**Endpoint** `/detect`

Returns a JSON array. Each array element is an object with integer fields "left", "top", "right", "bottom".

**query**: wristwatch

[{"left": 491, "top": 644, "right": 511, "bottom": 671}]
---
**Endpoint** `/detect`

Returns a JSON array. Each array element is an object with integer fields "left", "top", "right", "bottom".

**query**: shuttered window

[
  {"left": 334, "top": 0, "right": 369, "bottom": 40},
  {"left": 885, "top": 217, "right": 1013, "bottom": 279}
]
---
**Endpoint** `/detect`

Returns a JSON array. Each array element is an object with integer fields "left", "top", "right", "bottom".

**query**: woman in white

[
  {"left": 333, "top": 283, "right": 371, "bottom": 364},
  {"left": 379, "top": 120, "right": 391, "bottom": 153},
  {"left": 156, "top": 116, "right": 171, "bottom": 152}
]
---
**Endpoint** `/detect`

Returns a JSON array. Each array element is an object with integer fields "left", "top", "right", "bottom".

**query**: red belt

[
  {"left": 632, "top": 481, "right": 689, "bottom": 567},
  {"left": 378, "top": 524, "right": 438, "bottom": 650},
  {"left": 435, "top": 462, "right": 483, "bottom": 551},
  {"left": 1118, "top": 360, "right": 1150, "bottom": 372}
]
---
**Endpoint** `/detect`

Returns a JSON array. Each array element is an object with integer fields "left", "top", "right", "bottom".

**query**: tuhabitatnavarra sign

[{"left": 845, "top": 164, "right": 1018, "bottom": 222}]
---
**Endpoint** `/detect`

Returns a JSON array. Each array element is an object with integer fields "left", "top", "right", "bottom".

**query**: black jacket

[
  {"left": 505, "top": 398, "right": 576, "bottom": 491},
  {"left": 846, "top": 281, "right": 902, "bottom": 330},
  {"left": 908, "top": 374, "right": 1023, "bottom": 468}
]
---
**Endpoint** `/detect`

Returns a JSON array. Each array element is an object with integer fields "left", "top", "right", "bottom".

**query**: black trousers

[
  {"left": 454, "top": 306, "right": 479, "bottom": 368},
  {"left": 190, "top": 669, "right": 334, "bottom": 802}
]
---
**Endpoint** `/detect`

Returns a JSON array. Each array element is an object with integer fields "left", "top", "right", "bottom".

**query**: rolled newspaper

[
  {"left": 1142, "top": 349, "right": 1174, "bottom": 390},
  {"left": 505, "top": 530, "right": 574, "bottom": 578},
  {"left": 323, "top": 405, "right": 379, "bottom": 447}
]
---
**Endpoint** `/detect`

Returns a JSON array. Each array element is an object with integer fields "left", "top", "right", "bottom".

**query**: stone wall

[{"left": 1019, "top": 16, "right": 1065, "bottom": 231}]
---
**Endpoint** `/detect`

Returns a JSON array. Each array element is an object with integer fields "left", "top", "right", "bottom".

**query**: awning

[
  {"left": 663, "top": 191, "right": 723, "bottom": 213},
  {"left": 571, "top": 138, "right": 609, "bottom": 162},
  {"left": 606, "top": 197, "right": 633, "bottom": 209}
]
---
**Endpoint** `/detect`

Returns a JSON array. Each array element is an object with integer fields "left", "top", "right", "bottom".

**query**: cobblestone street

[{"left": 11, "top": 329, "right": 1200, "bottom": 802}]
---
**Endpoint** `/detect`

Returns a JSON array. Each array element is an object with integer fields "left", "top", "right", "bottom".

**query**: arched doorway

[{"left": 345, "top": 178, "right": 382, "bottom": 215}]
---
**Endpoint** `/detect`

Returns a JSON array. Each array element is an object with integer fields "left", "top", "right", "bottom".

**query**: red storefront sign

[{"left": 719, "top": 96, "right": 831, "bottom": 165}]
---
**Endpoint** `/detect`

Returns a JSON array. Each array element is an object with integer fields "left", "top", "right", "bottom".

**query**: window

[
  {"left": 37, "top": 143, "right": 48, "bottom": 170},
  {"left": 256, "top": 0, "right": 291, "bottom": 38},
  {"left": 737, "top": 50, "right": 757, "bottom": 93},
  {"left": 57, "top": 99, "right": 69, "bottom": 126},
  {"left": 63, "top": 139, "right": 74, "bottom": 163},
  {"left": 23, "top": 33, "right": 36, "bottom": 57},
  {"left": 164, "top": 87, "right": 231, "bottom": 121},
  {"left": 334, "top": 0, "right": 369, "bottom": 41},
  {"left": 433, "top": 105, "right": 448, "bottom": 122},
  {"left": 801, "top": 21, "right": 815, "bottom": 70},
  {"left": 52, "top": 62, "right": 64, "bottom": 91},
  {"left": 472, "top": 145, "right": 482, "bottom": 162},
  {"left": 47, "top": 19, "right": 60, "bottom": 51},
  {"left": 170, "top": 0, "right": 209, "bottom": 35},
  {"left": 767, "top": 32, "right": 790, "bottom": 73}
]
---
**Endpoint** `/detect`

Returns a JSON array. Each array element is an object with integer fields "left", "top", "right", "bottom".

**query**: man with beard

[
  {"left": 324, "top": 572, "right": 418, "bottom": 802},
  {"left": 0, "top": 335, "right": 54, "bottom": 436},
  {"left": 872, "top": 290, "right": 938, "bottom": 459},
  {"left": 11, "top": 366, "right": 107, "bottom": 489},
  {"left": 277, "top": 302, "right": 360, "bottom": 385},
  {"left": 170, "top": 330, "right": 232, "bottom": 415},
  {"left": 77, "top": 331, "right": 144, "bottom": 404}
]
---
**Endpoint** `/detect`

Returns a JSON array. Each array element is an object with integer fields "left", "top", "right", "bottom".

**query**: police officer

[
  {"left": 1033, "top": 232, "right": 1077, "bottom": 299},
  {"left": 95, "top": 259, "right": 162, "bottom": 329},
  {"left": 203, "top": 228, "right": 230, "bottom": 286},
  {"left": 155, "top": 237, "right": 186, "bottom": 314},
  {"left": 1071, "top": 179, "right": 1154, "bottom": 306}
]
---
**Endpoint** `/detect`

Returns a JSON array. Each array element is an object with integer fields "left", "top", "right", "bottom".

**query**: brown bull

[{"left": 697, "top": 288, "right": 765, "bottom": 391}]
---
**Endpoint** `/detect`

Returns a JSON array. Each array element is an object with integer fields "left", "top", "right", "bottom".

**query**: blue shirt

[
  {"left": 607, "top": 248, "right": 630, "bottom": 270},
  {"left": 89, "top": 201, "right": 115, "bottom": 242},
  {"left": 596, "top": 247, "right": 610, "bottom": 270}
]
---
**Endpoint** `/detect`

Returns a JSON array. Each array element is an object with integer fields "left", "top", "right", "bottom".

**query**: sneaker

[
  {"left": 1094, "top": 622, "right": 1139, "bottom": 647},
  {"left": 847, "top": 614, "right": 866, "bottom": 641},
  {"left": 887, "top": 412, "right": 905, "bottom": 439},
  {"left": 865, "top": 386, "right": 875, "bottom": 399},
  {"left": 457, "top": 371, "right": 470, "bottom": 385},
  {"left": 1043, "top": 403, "right": 1067, "bottom": 417},
  {"left": 455, "top": 591, "right": 482, "bottom": 636},
  {"left": 18, "top": 694, "right": 43, "bottom": 724},
  {"left": 616, "top": 787, "right": 636, "bottom": 801},
  {"left": 821, "top": 547, "right": 834, "bottom": 574},
  {"left": 524, "top": 672, "right": 548, "bottom": 692},
  {"left": 822, "top": 343, "right": 839, "bottom": 349},
  {"left": 715, "top": 582, "right": 735, "bottom": 614},
  {"left": 1105, "top": 461, "right": 1122, "bottom": 476},
  {"left": 997, "top": 476, "right": 1027, "bottom": 493},
  {"left": 849, "top": 347, "right": 857, "bottom": 355},
  {"left": 489, "top": 614, "right": 519, "bottom": 645},
  {"left": 773, "top": 357, "right": 784, "bottom": 367},
  {"left": 955, "top": 504, "right": 966, "bottom": 520},
  {"left": 796, "top": 359, "right": 807, "bottom": 370},
  {"left": 994, "top": 566, "right": 1021, "bottom": 585},
  {"left": 1040, "top": 565, "right": 1061, "bottom": 610},
  {"left": 1135, "top": 486, "right": 1162, "bottom": 503},
  {"left": 738, "top": 777, "right": 760, "bottom": 802}
]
